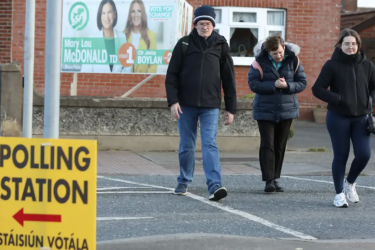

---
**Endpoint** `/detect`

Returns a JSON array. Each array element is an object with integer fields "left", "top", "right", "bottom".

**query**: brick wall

[
  {"left": 0, "top": 0, "right": 12, "bottom": 63},
  {"left": 11, "top": 0, "right": 342, "bottom": 120},
  {"left": 359, "top": 25, "right": 375, "bottom": 65}
]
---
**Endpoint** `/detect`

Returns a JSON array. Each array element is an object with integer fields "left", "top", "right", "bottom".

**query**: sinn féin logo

[{"left": 68, "top": 2, "right": 89, "bottom": 31}]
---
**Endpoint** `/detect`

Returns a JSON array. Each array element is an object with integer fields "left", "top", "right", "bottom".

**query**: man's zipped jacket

[{"left": 165, "top": 29, "right": 237, "bottom": 114}]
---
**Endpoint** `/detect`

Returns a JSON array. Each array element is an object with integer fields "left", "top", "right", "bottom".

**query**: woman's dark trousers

[
  {"left": 326, "top": 110, "right": 371, "bottom": 194},
  {"left": 257, "top": 119, "right": 293, "bottom": 181}
]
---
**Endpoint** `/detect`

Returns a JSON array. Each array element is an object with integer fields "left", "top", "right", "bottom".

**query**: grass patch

[
  {"left": 308, "top": 148, "right": 328, "bottom": 152},
  {"left": 288, "top": 128, "right": 294, "bottom": 140},
  {"left": 240, "top": 93, "right": 255, "bottom": 99}
]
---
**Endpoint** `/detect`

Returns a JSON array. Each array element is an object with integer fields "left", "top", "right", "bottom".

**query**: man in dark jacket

[{"left": 165, "top": 5, "right": 236, "bottom": 201}]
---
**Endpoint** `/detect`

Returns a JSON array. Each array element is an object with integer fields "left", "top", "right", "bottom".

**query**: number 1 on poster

[{"left": 127, "top": 47, "right": 134, "bottom": 64}]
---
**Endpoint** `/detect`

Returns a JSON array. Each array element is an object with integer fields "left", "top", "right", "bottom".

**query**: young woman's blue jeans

[
  {"left": 326, "top": 110, "right": 371, "bottom": 194},
  {"left": 177, "top": 106, "right": 222, "bottom": 194}
]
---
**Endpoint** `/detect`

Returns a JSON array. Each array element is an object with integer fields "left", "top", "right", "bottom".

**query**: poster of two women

[{"left": 62, "top": 0, "right": 192, "bottom": 74}]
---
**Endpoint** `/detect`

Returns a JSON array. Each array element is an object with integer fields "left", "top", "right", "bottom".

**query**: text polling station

[{"left": 0, "top": 137, "right": 97, "bottom": 250}]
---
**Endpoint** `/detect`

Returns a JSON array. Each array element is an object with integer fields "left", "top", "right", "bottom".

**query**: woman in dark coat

[
  {"left": 312, "top": 28, "right": 375, "bottom": 208},
  {"left": 248, "top": 34, "right": 307, "bottom": 193}
]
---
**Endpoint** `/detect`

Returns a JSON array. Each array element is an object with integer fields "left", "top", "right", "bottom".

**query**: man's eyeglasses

[{"left": 197, "top": 23, "right": 212, "bottom": 28}]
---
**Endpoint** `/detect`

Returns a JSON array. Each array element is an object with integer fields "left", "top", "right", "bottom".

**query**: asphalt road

[{"left": 96, "top": 175, "right": 375, "bottom": 242}]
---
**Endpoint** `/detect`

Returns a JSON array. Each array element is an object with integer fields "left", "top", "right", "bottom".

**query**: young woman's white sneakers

[
  {"left": 333, "top": 192, "right": 349, "bottom": 208},
  {"left": 344, "top": 179, "right": 359, "bottom": 203}
]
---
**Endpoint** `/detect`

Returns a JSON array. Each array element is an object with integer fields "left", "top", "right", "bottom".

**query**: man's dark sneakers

[
  {"left": 174, "top": 183, "right": 188, "bottom": 195},
  {"left": 274, "top": 180, "right": 284, "bottom": 192},
  {"left": 209, "top": 186, "right": 227, "bottom": 201},
  {"left": 264, "top": 180, "right": 276, "bottom": 193}
]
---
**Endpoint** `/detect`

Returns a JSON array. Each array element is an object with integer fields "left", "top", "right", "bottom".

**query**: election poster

[
  {"left": 176, "top": 0, "right": 193, "bottom": 42},
  {"left": 61, "top": 0, "right": 180, "bottom": 74}
]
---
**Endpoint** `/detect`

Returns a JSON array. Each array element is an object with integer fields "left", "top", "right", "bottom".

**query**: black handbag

[{"left": 367, "top": 95, "right": 375, "bottom": 134}]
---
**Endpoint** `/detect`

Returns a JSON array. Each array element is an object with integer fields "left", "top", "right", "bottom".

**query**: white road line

[
  {"left": 98, "top": 176, "right": 317, "bottom": 240},
  {"left": 98, "top": 176, "right": 174, "bottom": 191},
  {"left": 97, "top": 191, "right": 172, "bottom": 194},
  {"left": 97, "top": 217, "right": 153, "bottom": 221},
  {"left": 283, "top": 176, "right": 375, "bottom": 190},
  {"left": 97, "top": 187, "right": 154, "bottom": 191},
  {"left": 185, "top": 192, "right": 316, "bottom": 240}
]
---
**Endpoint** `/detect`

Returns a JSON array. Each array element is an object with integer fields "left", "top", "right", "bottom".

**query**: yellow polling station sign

[{"left": 0, "top": 137, "right": 97, "bottom": 250}]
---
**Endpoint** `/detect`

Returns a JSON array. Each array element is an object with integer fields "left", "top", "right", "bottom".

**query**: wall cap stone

[
  {"left": 0, "top": 63, "right": 21, "bottom": 72},
  {"left": 34, "top": 93, "right": 254, "bottom": 110}
]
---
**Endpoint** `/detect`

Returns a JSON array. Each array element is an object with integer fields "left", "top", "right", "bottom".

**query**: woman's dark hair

[
  {"left": 264, "top": 34, "right": 285, "bottom": 52},
  {"left": 335, "top": 28, "right": 362, "bottom": 50},
  {"left": 97, "top": 0, "right": 117, "bottom": 30},
  {"left": 124, "top": 0, "right": 150, "bottom": 49}
]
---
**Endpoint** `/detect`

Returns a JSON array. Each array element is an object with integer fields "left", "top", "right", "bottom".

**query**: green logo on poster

[{"left": 69, "top": 2, "right": 89, "bottom": 31}]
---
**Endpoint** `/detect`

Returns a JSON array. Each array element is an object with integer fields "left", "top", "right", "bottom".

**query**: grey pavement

[
  {"left": 136, "top": 149, "right": 375, "bottom": 176},
  {"left": 288, "top": 120, "right": 375, "bottom": 151},
  {"left": 96, "top": 120, "right": 375, "bottom": 249},
  {"left": 132, "top": 120, "right": 375, "bottom": 176},
  {"left": 97, "top": 234, "right": 375, "bottom": 250}
]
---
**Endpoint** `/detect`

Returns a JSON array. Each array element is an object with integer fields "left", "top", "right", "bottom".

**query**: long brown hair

[
  {"left": 124, "top": 0, "right": 150, "bottom": 49},
  {"left": 335, "top": 28, "right": 362, "bottom": 50}
]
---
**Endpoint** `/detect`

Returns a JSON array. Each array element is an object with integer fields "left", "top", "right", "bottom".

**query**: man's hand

[
  {"left": 224, "top": 111, "right": 234, "bottom": 125},
  {"left": 275, "top": 77, "right": 288, "bottom": 89},
  {"left": 170, "top": 103, "right": 183, "bottom": 119}
]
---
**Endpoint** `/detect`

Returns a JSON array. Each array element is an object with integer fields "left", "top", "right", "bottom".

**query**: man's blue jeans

[{"left": 177, "top": 106, "right": 222, "bottom": 194}]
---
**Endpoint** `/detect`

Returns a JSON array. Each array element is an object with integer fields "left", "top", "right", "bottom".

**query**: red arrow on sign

[{"left": 13, "top": 208, "right": 62, "bottom": 226}]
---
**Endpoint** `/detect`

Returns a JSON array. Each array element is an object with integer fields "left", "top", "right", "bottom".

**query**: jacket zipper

[
  {"left": 352, "top": 64, "right": 358, "bottom": 116},
  {"left": 270, "top": 66, "right": 280, "bottom": 80},
  {"left": 198, "top": 51, "right": 206, "bottom": 107},
  {"left": 268, "top": 63, "right": 282, "bottom": 120}
]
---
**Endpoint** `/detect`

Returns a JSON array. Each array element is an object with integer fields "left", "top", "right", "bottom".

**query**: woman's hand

[{"left": 275, "top": 77, "right": 288, "bottom": 89}]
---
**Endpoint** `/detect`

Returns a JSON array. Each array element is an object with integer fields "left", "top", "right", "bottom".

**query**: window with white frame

[{"left": 213, "top": 7, "right": 286, "bottom": 66}]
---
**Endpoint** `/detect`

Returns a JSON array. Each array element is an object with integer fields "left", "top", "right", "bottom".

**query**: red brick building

[{"left": 1, "top": 0, "right": 345, "bottom": 120}]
